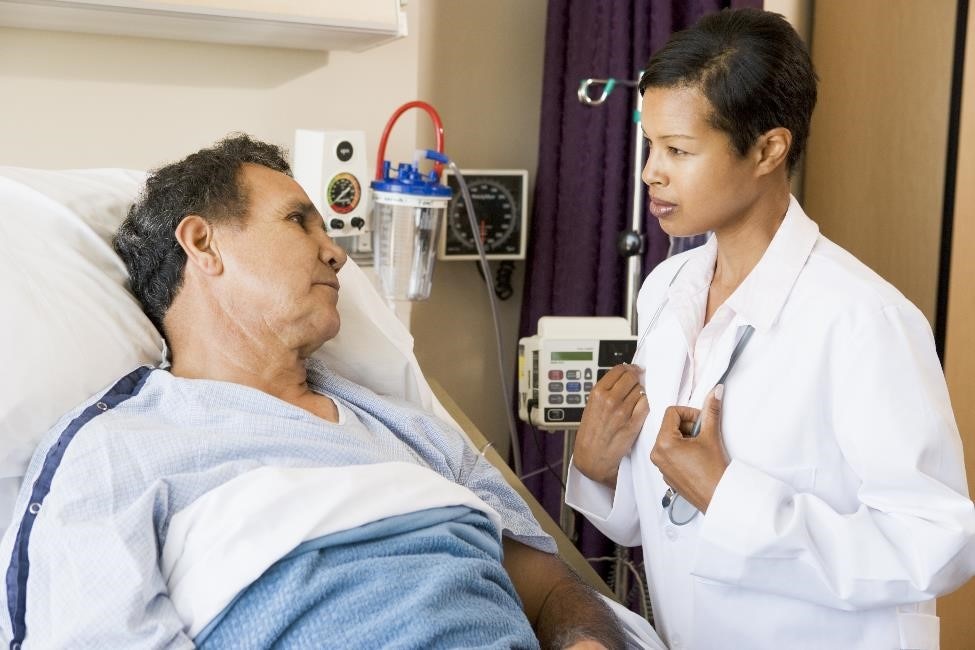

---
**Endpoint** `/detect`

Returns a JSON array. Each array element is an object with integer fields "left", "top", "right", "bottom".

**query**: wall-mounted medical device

[
  {"left": 370, "top": 101, "right": 453, "bottom": 302},
  {"left": 518, "top": 317, "right": 637, "bottom": 430},
  {"left": 438, "top": 170, "right": 528, "bottom": 260},
  {"left": 293, "top": 129, "right": 371, "bottom": 238}
]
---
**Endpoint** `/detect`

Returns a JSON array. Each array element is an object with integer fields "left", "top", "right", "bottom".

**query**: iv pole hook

[{"left": 577, "top": 78, "right": 639, "bottom": 106}]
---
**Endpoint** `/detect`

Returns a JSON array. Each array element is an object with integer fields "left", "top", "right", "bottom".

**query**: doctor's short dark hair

[
  {"left": 639, "top": 7, "right": 817, "bottom": 175},
  {"left": 113, "top": 133, "right": 291, "bottom": 336}
]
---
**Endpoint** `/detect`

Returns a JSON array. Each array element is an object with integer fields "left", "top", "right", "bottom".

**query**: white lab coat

[{"left": 566, "top": 198, "right": 975, "bottom": 650}]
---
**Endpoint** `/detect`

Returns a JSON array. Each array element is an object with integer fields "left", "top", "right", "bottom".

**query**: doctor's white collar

[{"left": 665, "top": 195, "right": 820, "bottom": 333}]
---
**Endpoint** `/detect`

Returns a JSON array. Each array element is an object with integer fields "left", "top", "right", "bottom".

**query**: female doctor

[{"left": 565, "top": 8, "right": 975, "bottom": 650}]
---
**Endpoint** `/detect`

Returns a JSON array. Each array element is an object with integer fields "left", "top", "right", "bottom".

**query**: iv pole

[
  {"left": 576, "top": 75, "right": 646, "bottom": 610},
  {"left": 578, "top": 77, "right": 645, "bottom": 334}
]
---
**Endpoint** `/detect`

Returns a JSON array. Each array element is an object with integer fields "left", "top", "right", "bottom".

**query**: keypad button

[
  {"left": 566, "top": 394, "right": 582, "bottom": 404},
  {"left": 565, "top": 382, "right": 581, "bottom": 393},
  {"left": 548, "top": 382, "right": 564, "bottom": 392},
  {"left": 548, "top": 370, "right": 564, "bottom": 380},
  {"left": 565, "top": 370, "right": 580, "bottom": 380},
  {"left": 583, "top": 382, "right": 593, "bottom": 391},
  {"left": 549, "top": 394, "right": 564, "bottom": 405}
]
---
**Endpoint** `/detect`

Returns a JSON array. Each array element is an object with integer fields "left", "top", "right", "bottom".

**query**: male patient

[{"left": 0, "top": 135, "right": 624, "bottom": 649}]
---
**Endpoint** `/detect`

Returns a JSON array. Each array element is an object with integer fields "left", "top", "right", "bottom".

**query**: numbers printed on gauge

[
  {"left": 326, "top": 172, "right": 362, "bottom": 215},
  {"left": 439, "top": 170, "right": 527, "bottom": 260},
  {"left": 448, "top": 179, "right": 518, "bottom": 252}
]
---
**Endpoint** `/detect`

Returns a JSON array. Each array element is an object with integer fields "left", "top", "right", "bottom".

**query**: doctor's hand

[
  {"left": 650, "top": 386, "right": 729, "bottom": 514},
  {"left": 572, "top": 364, "right": 649, "bottom": 490}
]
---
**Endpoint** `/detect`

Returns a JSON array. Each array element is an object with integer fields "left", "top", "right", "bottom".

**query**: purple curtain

[{"left": 517, "top": 0, "right": 761, "bottom": 593}]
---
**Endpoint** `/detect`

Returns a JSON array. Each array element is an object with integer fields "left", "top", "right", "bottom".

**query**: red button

[{"left": 548, "top": 370, "right": 564, "bottom": 380}]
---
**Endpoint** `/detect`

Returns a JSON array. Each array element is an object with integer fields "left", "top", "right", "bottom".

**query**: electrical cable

[
  {"left": 472, "top": 260, "right": 516, "bottom": 301},
  {"left": 494, "top": 260, "right": 515, "bottom": 300},
  {"left": 525, "top": 400, "right": 566, "bottom": 490},
  {"left": 448, "top": 160, "right": 524, "bottom": 476},
  {"left": 585, "top": 555, "right": 651, "bottom": 622}
]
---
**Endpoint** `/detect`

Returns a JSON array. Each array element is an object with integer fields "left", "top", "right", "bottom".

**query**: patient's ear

[{"left": 175, "top": 215, "right": 223, "bottom": 276}]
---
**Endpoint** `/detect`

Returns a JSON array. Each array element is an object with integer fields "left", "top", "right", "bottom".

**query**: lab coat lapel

[
  {"left": 725, "top": 197, "right": 820, "bottom": 332},
  {"left": 641, "top": 312, "right": 689, "bottom": 411},
  {"left": 690, "top": 322, "right": 752, "bottom": 407}
]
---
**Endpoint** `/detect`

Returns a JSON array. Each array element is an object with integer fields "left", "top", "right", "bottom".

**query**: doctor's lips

[{"left": 649, "top": 197, "right": 677, "bottom": 218}]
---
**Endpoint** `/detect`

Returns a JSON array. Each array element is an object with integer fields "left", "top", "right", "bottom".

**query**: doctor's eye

[
  {"left": 286, "top": 213, "right": 304, "bottom": 226},
  {"left": 669, "top": 147, "right": 688, "bottom": 156}
]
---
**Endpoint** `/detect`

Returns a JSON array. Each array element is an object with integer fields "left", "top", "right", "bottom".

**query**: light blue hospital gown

[{"left": 0, "top": 359, "right": 555, "bottom": 648}]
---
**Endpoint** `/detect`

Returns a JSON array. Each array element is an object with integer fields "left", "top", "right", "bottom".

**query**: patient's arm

[{"left": 502, "top": 538, "right": 625, "bottom": 650}]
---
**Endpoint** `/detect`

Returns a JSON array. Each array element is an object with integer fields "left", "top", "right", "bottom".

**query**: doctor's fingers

[
  {"left": 651, "top": 407, "right": 698, "bottom": 470},
  {"left": 662, "top": 405, "right": 701, "bottom": 437},
  {"left": 588, "top": 380, "right": 648, "bottom": 427},
  {"left": 578, "top": 383, "right": 648, "bottom": 448},
  {"left": 595, "top": 363, "right": 644, "bottom": 393},
  {"left": 659, "top": 399, "right": 722, "bottom": 441},
  {"left": 591, "top": 364, "right": 646, "bottom": 406}
]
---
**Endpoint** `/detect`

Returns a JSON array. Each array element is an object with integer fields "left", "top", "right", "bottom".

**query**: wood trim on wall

[{"left": 939, "top": 0, "right": 975, "bottom": 647}]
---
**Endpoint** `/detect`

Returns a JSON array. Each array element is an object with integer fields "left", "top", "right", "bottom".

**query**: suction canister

[
  {"left": 371, "top": 159, "right": 450, "bottom": 300},
  {"left": 370, "top": 101, "right": 451, "bottom": 301}
]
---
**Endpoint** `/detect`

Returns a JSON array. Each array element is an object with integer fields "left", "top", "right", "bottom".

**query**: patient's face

[{"left": 213, "top": 163, "right": 348, "bottom": 356}]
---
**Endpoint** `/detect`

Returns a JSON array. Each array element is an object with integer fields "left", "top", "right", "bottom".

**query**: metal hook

[{"left": 577, "top": 77, "right": 639, "bottom": 106}]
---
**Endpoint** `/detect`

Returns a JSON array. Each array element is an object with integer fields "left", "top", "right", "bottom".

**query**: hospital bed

[{"left": 0, "top": 167, "right": 662, "bottom": 647}]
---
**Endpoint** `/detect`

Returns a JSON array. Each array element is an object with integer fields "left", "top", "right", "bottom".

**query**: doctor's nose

[{"left": 642, "top": 150, "right": 666, "bottom": 188}]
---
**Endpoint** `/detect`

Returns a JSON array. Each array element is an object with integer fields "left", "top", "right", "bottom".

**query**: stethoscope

[{"left": 630, "top": 259, "right": 756, "bottom": 526}]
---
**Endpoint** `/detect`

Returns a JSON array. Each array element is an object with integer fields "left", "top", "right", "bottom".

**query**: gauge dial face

[
  {"left": 326, "top": 172, "right": 361, "bottom": 215},
  {"left": 447, "top": 179, "right": 519, "bottom": 253}
]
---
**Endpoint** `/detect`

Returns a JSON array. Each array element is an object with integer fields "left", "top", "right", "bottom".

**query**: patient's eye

[{"left": 287, "top": 213, "right": 304, "bottom": 226}]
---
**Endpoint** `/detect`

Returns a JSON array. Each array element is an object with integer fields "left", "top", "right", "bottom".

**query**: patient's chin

[{"left": 298, "top": 317, "right": 340, "bottom": 357}]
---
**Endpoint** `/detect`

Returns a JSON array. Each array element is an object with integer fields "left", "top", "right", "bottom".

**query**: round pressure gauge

[
  {"left": 326, "top": 172, "right": 362, "bottom": 215},
  {"left": 447, "top": 179, "right": 519, "bottom": 252}
]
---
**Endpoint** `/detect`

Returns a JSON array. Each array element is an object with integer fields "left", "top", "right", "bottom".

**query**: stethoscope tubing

[{"left": 632, "top": 260, "right": 756, "bottom": 521}]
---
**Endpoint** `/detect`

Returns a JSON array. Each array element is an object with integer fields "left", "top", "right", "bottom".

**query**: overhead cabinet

[{"left": 0, "top": 0, "right": 407, "bottom": 51}]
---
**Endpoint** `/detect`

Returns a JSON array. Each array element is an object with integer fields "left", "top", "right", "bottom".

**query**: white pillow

[{"left": 0, "top": 166, "right": 451, "bottom": 535}]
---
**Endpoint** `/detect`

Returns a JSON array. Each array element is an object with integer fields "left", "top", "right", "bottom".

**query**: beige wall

[
  {"left": 411, "top": 0, "right": 547, "bottom": 459},
  {"left": 803, "top": 0, "right": 956, "bottom": 325},
  {"left": 0, "top": 7, "right": 419, "bottom": 172},
  {"left": 763, "top": 0, "right": 812, "bottom": 44}
]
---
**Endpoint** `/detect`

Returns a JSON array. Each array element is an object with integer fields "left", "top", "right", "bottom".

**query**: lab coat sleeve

[
  {"left": 565, "top": 456, "right": 642, "bottom": 547},
  {"left": 693, "top": 303, "right": 975, "bottom": 611}
]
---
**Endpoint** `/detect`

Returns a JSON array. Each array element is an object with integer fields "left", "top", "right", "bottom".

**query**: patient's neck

[{"left": 163, "top": 308, "right": 339, "bottom": 423}]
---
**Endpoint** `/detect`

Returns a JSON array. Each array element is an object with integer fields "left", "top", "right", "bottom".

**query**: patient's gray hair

[{"left": 114, "top": 133, "right": 291, "bottom": 337}]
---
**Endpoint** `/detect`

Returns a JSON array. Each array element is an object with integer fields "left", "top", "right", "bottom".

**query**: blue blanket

[{"left": 197, "top": 506, "right": 539, "bottom": 649}]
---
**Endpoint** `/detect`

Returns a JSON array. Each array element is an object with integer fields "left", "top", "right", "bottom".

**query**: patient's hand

[{"left": 573, "top": 363, "right": 649, "bottom": 489}]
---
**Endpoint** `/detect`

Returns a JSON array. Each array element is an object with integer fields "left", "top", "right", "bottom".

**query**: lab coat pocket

[{"left": 897, "top": 612, "right": 940, "bottom": 650}]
